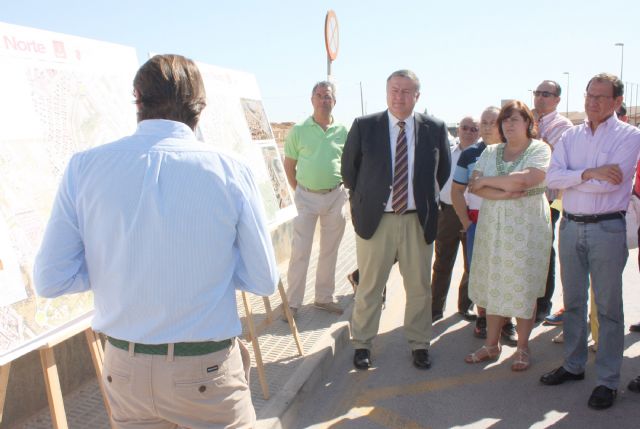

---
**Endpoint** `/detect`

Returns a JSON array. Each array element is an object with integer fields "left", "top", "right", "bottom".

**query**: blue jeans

[
  {"left": 559, "top": 216, "right": 627, "bottom": 389},
  {"left": 466, "top": 222, "right": 477, "bottom": 268}
]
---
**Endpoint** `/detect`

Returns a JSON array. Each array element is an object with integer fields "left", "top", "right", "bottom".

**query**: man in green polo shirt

[{"left": 283, "top": 81, "right": 348, "bottom": 319}]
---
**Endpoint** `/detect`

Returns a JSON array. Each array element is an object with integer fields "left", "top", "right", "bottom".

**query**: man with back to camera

[
  {"left": 541, "top": 73, "right": 640, "bottom": 410},
  {"left": 341, "top": 69, "right": 450, "bottom": 370},
  {"left": 431, "top": 116, "right": 479, "bottom": 322},
  {"left": 532, "top": 79, "right": 574, "bottom": 324},
  {"left": 282, "top": 81, "right": 348, "bottom": 319},
  {"left": 34, "top": 54, "right": 278, "bottom": 428}
]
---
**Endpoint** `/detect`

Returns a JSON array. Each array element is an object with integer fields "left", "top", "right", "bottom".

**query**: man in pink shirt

[
  {"left": 540, "top": 73, "right": 640, "bottom": 410},
  {"left": 533, "top": 80, "right": 573, "bottom": 323}
]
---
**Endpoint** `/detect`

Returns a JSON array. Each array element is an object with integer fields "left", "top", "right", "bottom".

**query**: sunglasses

[
  {"left": 460, "top": 125, "right": 479, "bottom": 132},
  {"left": 533, "top": 90, "right": 558, "bottom": 98}
]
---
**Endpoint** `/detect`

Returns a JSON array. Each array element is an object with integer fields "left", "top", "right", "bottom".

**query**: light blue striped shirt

[{"left": 34, "top": 119, "right": 278, "bottom": 343}]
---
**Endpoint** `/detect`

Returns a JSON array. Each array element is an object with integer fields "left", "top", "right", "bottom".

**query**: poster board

[
  {"left": 0, "top": 24, "right": 295, "bottom": 366},
  {"left": 0, "top": 22, "right": 139, "bottom": 365},
  {"left": 194, "top": 61, "right": 296, "bottom": 227}
]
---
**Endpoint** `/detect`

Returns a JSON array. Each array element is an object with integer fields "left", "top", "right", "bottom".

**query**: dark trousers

[
  {"left": 431, "top": 203, "right": 470, "bottom": 315},
  {"left": 537, "top": 207, "right": 560, "bottom": 314}
]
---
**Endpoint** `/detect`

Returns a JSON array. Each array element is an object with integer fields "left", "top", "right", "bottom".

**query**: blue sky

[{"left": 3, "top": 0, "right": 639, "bottom": 126}]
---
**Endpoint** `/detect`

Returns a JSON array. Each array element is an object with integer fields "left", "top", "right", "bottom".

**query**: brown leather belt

[{"left": 297, "top": 183, "right": 342, "bottom": 194}]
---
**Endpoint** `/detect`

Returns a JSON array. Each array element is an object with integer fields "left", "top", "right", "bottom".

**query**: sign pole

[{"left": 324, "top": 10, "right": 339, "bottom": 81}]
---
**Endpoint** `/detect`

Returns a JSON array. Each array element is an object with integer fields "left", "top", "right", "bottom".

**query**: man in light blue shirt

[{"left": 34, "top": 54, "right": 278, "bottom": 428}]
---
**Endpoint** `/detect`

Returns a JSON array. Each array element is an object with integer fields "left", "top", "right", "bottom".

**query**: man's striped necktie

[{"left": 392, "top": 121, "right": 408, "bottom": 214}]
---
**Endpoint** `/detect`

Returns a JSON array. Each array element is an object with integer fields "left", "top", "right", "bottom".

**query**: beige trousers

[
  {"left": 351, "top": 213, "right": 434, "bottom": 350},
  {"left": 103, "top": 338, "right": 255, "bottom": 429},
  {"left": 286, "top": 185, "right": 348, "bottom": 308}
]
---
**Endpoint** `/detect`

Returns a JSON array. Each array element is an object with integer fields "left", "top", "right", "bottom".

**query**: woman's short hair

[
  {"left": 134, "top": 54, "right": 207, "bottom": 129},
  {"left": 496, "top": 100, "right": 538, "bottom": 142}
]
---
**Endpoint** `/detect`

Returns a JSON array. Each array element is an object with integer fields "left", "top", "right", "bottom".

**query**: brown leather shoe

[{"left": 313, "top": 301, "right": 343, "bottom": 315}]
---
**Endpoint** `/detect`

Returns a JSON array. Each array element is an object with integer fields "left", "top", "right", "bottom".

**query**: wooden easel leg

[
  {"left": 279, "top": 280, "right": 304, "bottom": 356},
  {"left": 39, "top": 347, "right": 69, "bottom": 429},
  {"left": 0, "top": 363, "right": 11, "bottom": 423},
  {"left": 242, "top": 292, "right": 270, "bottom": 400},
  {"left": 84, "top": 329, "right": 112, "bottom": 424},
  {"left": 262, "top": 296, "right": 273, "bottom": 323}
]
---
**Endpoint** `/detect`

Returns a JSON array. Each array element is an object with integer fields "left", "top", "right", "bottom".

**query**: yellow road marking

[
  {"left": 357, "top": 365, "right": 518, "bottom": 404},
  {"left": 313, "top": 405, "right": 430, "bottom": 429}
]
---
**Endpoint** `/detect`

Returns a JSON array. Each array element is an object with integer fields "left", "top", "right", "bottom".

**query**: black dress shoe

[
  {"left": 629, "top": 322, "right": 640, "bottom": 333},
  {"left": 628, "top": 375, "right": 640, "bottom": 393},
  {"left": 353, "top": 348, "right": 371, "bottom": 370},
  {"left": 474, "top": 316, "right": 487, "bottom": 339},
  {"left": 412, "top": 349, "right": 431, "bottom": 369},
  {"left": 432, "top": 312, "right": 443, "bottom": 323},
  {"left": 458, "top": 310, "right": 477, "bottom": 321},
  {"left": 588, "top": 385, "right": 617, "bottom": 410},
  {"left": 535, "top": 309, "right": 549, "bottom": 323},
  {"left": 500, "top": 321, "right": 517, "bottom": 346},
  {"left": 540, "top": 366, "right": 585, "bottom": 385}
]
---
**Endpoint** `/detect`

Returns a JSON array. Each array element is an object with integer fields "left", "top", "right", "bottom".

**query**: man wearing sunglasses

[
  {"left": 532, "top": 80, "right": 573, "bottom": 324},
  {"left": 431, "top": 116, "right": 479, "bottom": 323}
]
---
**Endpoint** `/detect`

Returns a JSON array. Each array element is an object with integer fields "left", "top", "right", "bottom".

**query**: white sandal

[
  {"left": 465, "top": 345, "right": 501, "bottom": 364},
  {"left": 511, "top": 348, "right": 530, "bottom": 371}
]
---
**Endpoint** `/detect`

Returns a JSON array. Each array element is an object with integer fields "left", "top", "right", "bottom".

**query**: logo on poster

[{"left": 3, "top": 35, "right": 47, "bottom": 54}]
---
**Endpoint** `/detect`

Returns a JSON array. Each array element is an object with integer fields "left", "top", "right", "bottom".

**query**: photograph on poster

[
  {"left": 240, "top": 98, "right": 274, "bottom": 141},
  {"left": 261, "top": 145, "right": 292, "bottom": 209}
]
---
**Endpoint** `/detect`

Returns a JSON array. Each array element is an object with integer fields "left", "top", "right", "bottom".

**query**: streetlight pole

[
  {"left": 563, "top": 72, "right": 570, "bottom": 118},
  {"left": 615, "top": 42, "right": 624, "bottom": 80},
  {"left": 359, "top": 82, "right": 364, "bottom": 116}
]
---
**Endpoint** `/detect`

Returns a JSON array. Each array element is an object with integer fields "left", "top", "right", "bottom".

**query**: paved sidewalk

[{"left": 14, "top": 226, "right": 359, "bottom": 429}]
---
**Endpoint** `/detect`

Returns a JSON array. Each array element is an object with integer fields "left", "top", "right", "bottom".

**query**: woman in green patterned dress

[{"left": 464, "top": 100, "right": 552, "bottom": 371}]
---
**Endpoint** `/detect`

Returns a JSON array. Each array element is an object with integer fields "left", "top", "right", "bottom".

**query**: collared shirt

[
  {"left": 439, "top": 143, "right": 466, "bottom": 205},
  {"left": 34, "top": 119, "right": 278, "bottom": 344},
  {"left": 453, "top": 141, "right": 487, "bottom": 210},
  {"left": 385, "top": 111, "right": 416, "bottom": 211},
  {"left": 538, "top": 110, "right": 573, "bottom": 200},
  {"left": 284, "top": 116, "right": 347, "bottom": 190},
  {"left": 547, "top": 114, "right": 640, "bottom": 214},
  {"left": 538, "top": 110, "right": 573, "bottom": 147}
]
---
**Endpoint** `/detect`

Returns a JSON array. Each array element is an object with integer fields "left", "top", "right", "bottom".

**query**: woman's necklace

[{"left": 496, "top": 141, "right": 531, "bottom": 176}]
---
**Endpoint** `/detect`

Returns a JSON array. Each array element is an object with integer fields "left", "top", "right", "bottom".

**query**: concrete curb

[{"left": 256, "top": 317, "right": 351, "bottom": 429}]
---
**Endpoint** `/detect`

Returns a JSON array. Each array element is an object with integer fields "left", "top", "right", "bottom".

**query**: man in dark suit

[{"left": 341, "top": 70, "right": 450, "bottom": 370}]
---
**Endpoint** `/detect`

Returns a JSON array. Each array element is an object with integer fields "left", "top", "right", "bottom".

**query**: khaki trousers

[
  {"left": 286, "top": 185, "right": 348, "bottom": 308},
  {"left": 103, "top": 338, "right": 255, "bottom": 429},
  {"left": 351, "top": 213, "right": 433, "bottom": 350}
]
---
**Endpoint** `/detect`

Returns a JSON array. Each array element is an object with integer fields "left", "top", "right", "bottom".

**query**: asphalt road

[{"left": 294, "top": 248, "right": 640, "bottom": 429}]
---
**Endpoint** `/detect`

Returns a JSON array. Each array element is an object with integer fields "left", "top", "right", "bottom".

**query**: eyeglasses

[
  {"left": 460, "top": 125, "right": 479, "bottom": 132},
  {"left": 533, "top": 90, "right": 558, "bottom": 98},
  {"left": 584, "top": 93, "right": 613, "bottom": 103}
]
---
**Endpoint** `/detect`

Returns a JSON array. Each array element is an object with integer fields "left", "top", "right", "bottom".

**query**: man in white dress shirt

[{"left": 431, "top": 116, "right": 479, "bottom": 322}]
